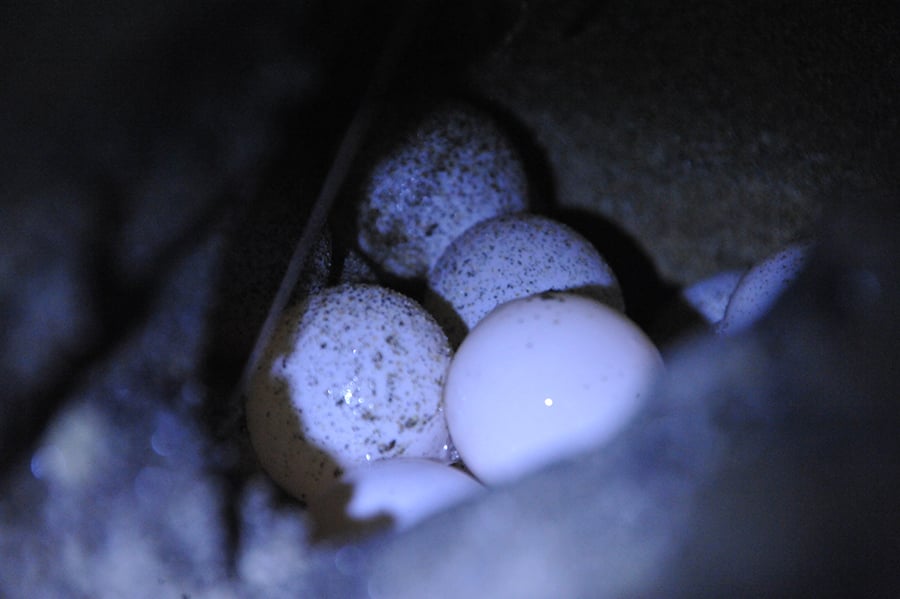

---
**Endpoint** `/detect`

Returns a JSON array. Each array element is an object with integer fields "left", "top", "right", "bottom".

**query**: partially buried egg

[
  {"left": 426, "top": 213, "right": 624, "bottom": 346},
  {"left": 356, "top": 102, "right": 529, "bottom": 279},
  {"left": 444, "top": 292, "right": 664, "bottom": 485},
  {"left": 310, "top": 458, "right": 483, "bottom": 539},
  {"left": 717, "top": 242, "right": 811, "bottom": 335},
  {"left": 245, "top": 284, "right": 453, "bottom": 502}
]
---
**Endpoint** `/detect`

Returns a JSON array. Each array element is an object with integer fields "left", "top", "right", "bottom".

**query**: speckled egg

[
  {"left": 356, "top": 103, "right": 529, "bottom": 279},
  {"left": 245, "top": 284, "right": 453, "bottom": 502},
  {"left": 426, "top": 214, "right": 624, "bottom": 345},
  {"left": 717, "top": 242, "right": 811, "bottom": 335}
]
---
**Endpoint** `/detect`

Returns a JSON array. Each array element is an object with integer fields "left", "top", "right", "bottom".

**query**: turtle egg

[
  {"left": 681, "top": 269, "right": 744, "bottom": 325},
  {"left": 444, "top": 292, "right": 663, "bottom": 485},
  {"left": 426, "top": 213, "right": 624, "bottom": 345},
  {"left": 245, "top": 284, "right": 453, "bottom": 502},
  {"left": 311, "top": 458, "right": 483, "bottom": 539},
  {"left": 357, "top": 102, "right": 529, "bottom": 279},
  {"left": 717, "top": 242, "right": 811, "bottom": 335}
]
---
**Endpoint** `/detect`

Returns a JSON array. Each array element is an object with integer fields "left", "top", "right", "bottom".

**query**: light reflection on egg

[
  {"left": 247, "top": 102, "right": 672, "bottom": 523},
  {"left": 444, "top": 292, "right": 664, "bottom": 485},
  {"left": 244, "top": 284, "right": 453, "bottom": 502}
]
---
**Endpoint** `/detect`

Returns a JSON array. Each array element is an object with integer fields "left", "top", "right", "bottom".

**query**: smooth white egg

[
  {"left": 426, "top": 213, "right": 624, "bottom": 345},
  {"left": 357, "top": 103, "right": 529, "bottom": 279},
  {"left": 311, "top": 458, "right": 483, "bottom": 538},
  {"left": 245, "top": 284, "right": 453, "bottom": 502},
  {"left": 444, "top": 292, "right": 663, "bottom": 485},
  {"left": 717, "top": 242, "right": 811, "bottom": 335}
]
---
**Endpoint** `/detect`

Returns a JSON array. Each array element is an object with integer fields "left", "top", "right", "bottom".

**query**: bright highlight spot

[{"left": 445, "top": 292, "right": 664, "bottom": 485}]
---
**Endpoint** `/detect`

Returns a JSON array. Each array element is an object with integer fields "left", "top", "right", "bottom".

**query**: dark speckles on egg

[
  {"left": 244, "top": 283, "right": 453, "bottom": 502},
  {"left": 426, "top": 214, "right": 625, "bottom": 346},
  {"left": 357, "top": 102, "right": 529, "bottom": 279},
  {"left": 717, "top": 242, "right": 811, "bottom": 335}
]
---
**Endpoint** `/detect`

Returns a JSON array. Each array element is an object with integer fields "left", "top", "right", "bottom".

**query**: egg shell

[
  {"left": 426, "top": 213, "right": 624, "bottom": 345},
  {"left": 444, "top": 292, "right": 664, "bottom": 486},
  {"left": 681, "top": 269, "right": 744, "bottom": 325},
  {"left": 310, "top": 458, "right": 483, "bottom": 539},
  {"left": 357, "top": 103, "right": 529, "bottom": 279},
  {"left": 245, "top": 284, "right": 453, "bottom": 502},
  {"left": 717, "top": 242, "right": 811, "bottom": 335}
]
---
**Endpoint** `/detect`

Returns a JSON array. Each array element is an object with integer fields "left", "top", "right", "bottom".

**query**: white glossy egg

[
  {"left": 426, "top": 214, "right": 624, "bottom": 345},
  {"left": 357, "top": 103, "right": 528, "bottom": 279},
  {"left": 717, "top": 242, "right": 811, "bottom": 335},
  {"left": 444, "top": 292, "right": 663, "bottom": 485},
  {"left": 245, "top": 284, "right": 453, "bottom": 502},
  {"left": 311, "top": 458, "right": 483, "bottom": 538}
]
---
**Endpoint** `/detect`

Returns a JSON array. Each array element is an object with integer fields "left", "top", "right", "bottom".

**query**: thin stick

[{"left": 229, "top": 1, "right": 421, "bottom": 413}]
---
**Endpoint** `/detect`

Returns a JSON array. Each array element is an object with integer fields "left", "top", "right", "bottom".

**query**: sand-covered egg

[
  {"left": 245, "top": 284, "right": 453, "bottom": 502},
  {"left": 311, "top": 458, "right": 483, "bottom": 539},
  {"left": 356, "top": 102, "right": 529, "bottom": 279},
  {"left": 426, "top": 214, "right": 623, "bottom": 345},
  {"left": 717, "top": 242, "right": 811, "bottom": 335},
  {"left": 444, "top": 292, "right": 663, "bottom": 485}
]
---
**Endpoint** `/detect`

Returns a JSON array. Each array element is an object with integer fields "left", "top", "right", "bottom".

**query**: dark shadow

[
  {"left": 650, "top": 294, "right": 716, "bottom": 348},
  {"left": 192, "top": 2, "right": 414, "bottom": 574},
  {"left": 308, "top": 480, "right": 396, "bottom": 544},
  {"left": 566, "top": 283, "right": 626, "bottom": 313},
  {"left": 195, "top": 1, "right": 527, "bottom": 573},
  {"left": 421, "top": 286, "right": 470, "bottom": 350},
  {"left": 456, "top": 91, "right": 559, "bottom": 214},
  {"left": 547, "top": 206, "right": 707, "bottom": 346}
]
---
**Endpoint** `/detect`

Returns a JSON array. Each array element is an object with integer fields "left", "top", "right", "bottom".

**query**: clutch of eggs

[
  {"left": 244, "top": 100, "right": 666, "bottom": 536},
  {"left": 245, "top": 285, "right": 662, "bottom": 493}
]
